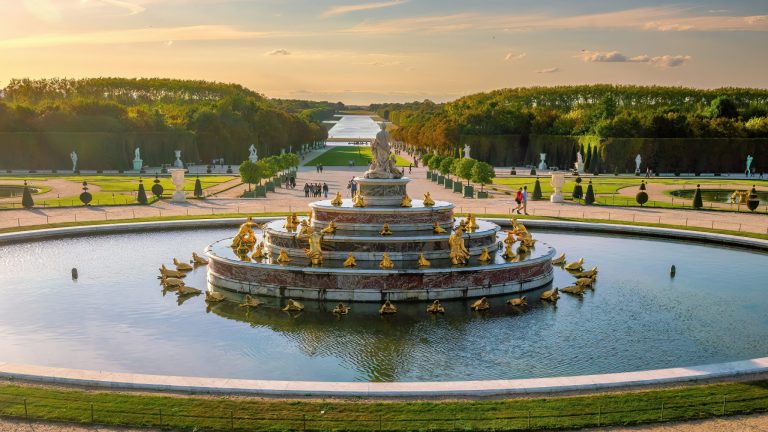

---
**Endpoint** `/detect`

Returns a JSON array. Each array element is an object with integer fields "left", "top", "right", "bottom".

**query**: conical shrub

[
  {"left": 137, "top": 179, "right": 148, "bottom": 204},
  {"left": 572, "top": 176, "right": 583, "bottom": 200},
  {"left": 692, "top": 184, "right": 703, "bottom": 209},
  {"left": 584, "top": 180, "right": 595, "bottom": 205},
  {"left": 194, "top": 177, "right": 203, "bottom": 198},
  {"left": 22, "top": 180, "right": 34, "bottom": 208},
  {"left": 532, "top": 177, "right": 542, "bottom": 200}
]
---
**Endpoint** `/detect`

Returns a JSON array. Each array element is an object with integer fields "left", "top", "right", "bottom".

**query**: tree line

[{"left": 0, "top": 78, "right": 332, "bottom": 167}]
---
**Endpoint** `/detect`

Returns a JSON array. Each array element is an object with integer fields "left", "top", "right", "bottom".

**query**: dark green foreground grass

[{"left": 0, "top": 380, "right": 767, "bottom": 431}]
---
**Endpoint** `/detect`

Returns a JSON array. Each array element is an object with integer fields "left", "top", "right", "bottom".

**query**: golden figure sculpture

[
  {"left": 343, "top": 253, "right": 357, "bottom": 267},
  {"left": 572, "top": 267, "right": 598, "bottom": 279},
  {"left": 231, "top": 217, "right": 258, "bottom": 249},
  {"left": 506, "top": 296, "right": 527, "bottom": 307},
  {"left": 283, "top": 213, "right": 298, "bottom": 231},
  {"left": 426, "top": 300, "right": 445, "bottom": 314},
  {"left": 551, "top": 253, "right": 566, "bottom": 265},
  {"left": 251, "top": 242, "right": 266, "bottom": 260},
  {"left": 173, "top": 258, "right": 193, "bottom": 272},
  {"left": 205, "top": 291, "right": 225, "bottom": 303},
  {"left": 478, "top": 247, "right": 492, "bottom": 263},
  {"left": 159, "top": 264, "right": 185, "bottom": 279},
  {"left": 276, "top": 249, "right": 291, "bottom": 263},
  {"left": 449, "top": 226, "right": 471, "bottom": 265},
  {"left": 352, "top": 191, "right": 365, "bottom": 207},
  {"left": 191, "top": 252, "right": 208, "bottom": 265},
  {"left": 470, "top": 297, "right": 490, "bottom": 311},
  {"left": 458, "top": 218, "right": 468, "bottom": 230},
  {"left": 564, "top": 258, "right": 584, "bottom": 271},
  {"left": 519, "top": 232, "right": 536, "bottom": 248},
  {"left": 298, "top": 220, "right": 310, "bottom": 236},
  {"left": 401, "top": 194, "right": 412, "bottom": 207},
  {"left": 561, "top": 285, "right": 586, "bottom": 296},
  {"left": 330, "top": 192, "right": 343, "bottom": 206},
  {"left": 516, "top": 243, "right": 530, "bottom": 255},
  {"left": 239, "top": 294, "right": 262, "bottom": 308},
  {"left": 540, "top": 288, "right": 560, "bottom": 302},
  {"left": 160, "top": 274, "right": 184, "bottom": 288},
  {"left": 467, "top": 213, "right": 479, "bottom": 230},
  {"left": 298, "top": 226, "right": 324, "bottom": 266},
  {"left": 379, "top": 300, "right": 397, "bottom": 314},
  {"left": 176, "top": 284, "right": 201, "bottom": 296},
  {"left": 333, "top": 303, "right": 350, "bottom": 315},
  {"left": 320, "top": 221, "right": 337, "bottom": 235},
  {"left": 379, "top": 223, "right": 393, "bottom": 236},
  {"left": 502, "top": 243, "right": 517, "bottom": 260},
  {"left": 433, "top": 221, "right": 446, "bottom": 234},
  {"left": 503, "top": 231, "right": 517, "bottom": 248},
  {"left": 417, "top": 252, "right": 431, "bottom": 268},
  {"left": 282, "top": 299, "right": 304, "bottom": 312},
  {"left": 379, "top": 252, "right": 395, "bottom": 269},
  {"left": 423, "top": 192, "right": 435, "bottom": 207}
]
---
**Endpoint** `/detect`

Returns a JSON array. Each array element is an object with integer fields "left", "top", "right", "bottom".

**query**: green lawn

[
  {"left": 305, "top": 146, "right": 411, "bottom": 167},
  {"left": 0, "top": 380, "right": 766, "bottom": 431}
]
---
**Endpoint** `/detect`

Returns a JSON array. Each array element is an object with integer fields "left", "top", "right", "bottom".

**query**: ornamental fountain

[{"left": 205, "top": 123, "right": 555, "bottom": 302}]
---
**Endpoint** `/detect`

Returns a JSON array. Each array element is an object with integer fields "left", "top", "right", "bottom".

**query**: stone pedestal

[
  {"left": 169, "top": 168, "right": 186, "bottom": 202},
  {"left": 355, "top": 177, "right": 410, "bottom": 206},
  {"left": 574, "top": 162, "right": 584, "bottom": 173},
  {"left": 550, "top": 172, "right": 565, "bottom": 203},
  {"left": 132, "top": 159, "right": 143, "bottom": 170}
]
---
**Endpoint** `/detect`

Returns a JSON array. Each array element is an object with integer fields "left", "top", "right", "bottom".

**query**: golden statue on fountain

[
  {"left": 401, "top": 194, "right": 412, "bottom": 207},
  {"left": 330, "top": 192, "right": 343, "bottom": 206},
  {"left": 298, "top": 225, "right": 324, "bottom": 266},
  {"left": 417, "top": 252, "right": 431, "bottom": 268},
  {"left": 423, "top": 192, "right": 435, "bottom": 207},
  {"left": 251, "top": 241, "right": 267, "bottom": 260},
  {"left": 343, "top": 253, "right": 357, "bottom": 267},
  {"left": 320, "top": 221, "right": 337, "bottom": 235},
  {"left": 379, "top": 252, "right": 395, "bottom": 269},
  {"left": 352, "top": 191, "right": 365, "bottom": 207},
  {"left": 231, "top": 216, "right": 258, "bottom": 250},
  {"left": 380, "top": 223, "right": 393, "bottom": 236},
  {"left": 433, "top": 221, "right": 446, "bottom": 234},
  {"left": 283, "top": 213, "right": 299, "bottom": 231},
  {"left": 449, "top": 225, "right": 470, "bottom": 265}
]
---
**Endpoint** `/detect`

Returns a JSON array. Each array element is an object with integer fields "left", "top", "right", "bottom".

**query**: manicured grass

[
  {"left": 0, "top": 380, "right": 767, "bottom": 431},
  {"left": 306, "top": 146, "right": 410, "bottom": 167}
]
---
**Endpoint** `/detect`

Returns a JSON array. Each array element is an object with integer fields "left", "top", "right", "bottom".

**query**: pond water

[
  {"left": 0, "top": 228, "right": 766, "bottom": 382},
  {"left": 327, "top": 115, "right": 380, "bottom": 141},
  {"left": 0, "top": 185, "right": 37, "bottom": 198},
  {"left": 670, "top": 188, "right": 768, "bottom": 204}
]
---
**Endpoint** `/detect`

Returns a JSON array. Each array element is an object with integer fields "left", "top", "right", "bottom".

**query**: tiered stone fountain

[{"left": 206, "top": 126, "right": 554, "bottom": 302}]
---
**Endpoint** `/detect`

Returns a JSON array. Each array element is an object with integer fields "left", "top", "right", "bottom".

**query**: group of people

[
  {"left": 514, "top": 186, "right": 529, "bottom": 215},
  {"left": 346, "top": 178, "right": 358, "bottom": 197},
  {"left": 284, "top": 176, "right": 297, "bottom": 189},
  {"left": 315, "top": 164, "right": 324, "bottom": 173},
  {"left": 304, "top": 182, "right": 328, "bottom": 198}
]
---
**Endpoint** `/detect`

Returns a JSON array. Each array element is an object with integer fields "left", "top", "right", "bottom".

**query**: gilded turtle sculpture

[
  {"left": 160, "top": 274, "right": 185, "bottom": 288},
  {"left": 343, "top": 253, "right": 357, "bottom": 267},
  {"left": 205, "top": 291, "right": 225, "bottom": 303},
  {"left": 282, "top": 299, "right": 304, "bottom": 312},
  {"left": 426, "top": 300, "right": 445, "bottom": 314},
  {"left": 470, "top": 297, "right": 490, "bottom": 311},
  {"left": 239, "top": 294, "right": 262, "bottom": 308},
  {"left": 176, "top": 285, "right": 202, "bottom": 296},
  {"left": 561, "top": 285, "right": 586, "bottom": 296},
  {"left": 417, "top": 252, "right": 431, "bottom": 268},
  {"left": 540, "top": 288, "right": 560, "bottom": 302},
  {"left": 564, "top": 258, "right": 584, "bottom": 271},
  {"left": 159, "top": 264, "right": 185, "bottom": 278},
  {"left": 506, "top": 296, "right": 527, "bottom": 306},
  {"left": 551, "top": 253, "right": 566, "bottom": 265},
  {"left": 379, "top": 300, "right": 397, "bottom": 314},
  {"left": 191, "top": 252, "right": 208, "bottom": 265},
  {"left": 173, "top": 258, "right": 193, "bottom": 272},
  {"left": 332, "top": 303, "right": 350, "bottom": 315},
  {"left": 572, "top": 267, "right": 598, "bottom": 278},
  {"left": 575, "top": 277, "right": 595, "bottom": 287}
]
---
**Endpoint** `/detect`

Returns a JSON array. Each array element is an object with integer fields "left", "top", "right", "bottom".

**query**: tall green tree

[
  {"left": 239, "top": 160, "right": 264, "bottom": 190},
  {"left": 456, "top": 158, "right": 477, "bottom": 185},
  {"left": 470, "top": 161, "right": 495, "bottom": 191}
]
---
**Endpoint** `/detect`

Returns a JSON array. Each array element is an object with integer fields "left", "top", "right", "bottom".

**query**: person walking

[
  {"left": 409, "top": 163, "right": 412, "bottom": 173},
  {"left": 514, "top": 187, "right": 523, "bottom": 214},
  {"left": 322, "top": 183, "right": 329, "bottom": 198},
  {"left": 350, "top": 179, "right": 358, "bottom": 197},
  {"left": 303, "top": 183, "right": 309, "bottom": 198},
  {"left": 522, "top": 185, "right": 529, "bottom": 215}
]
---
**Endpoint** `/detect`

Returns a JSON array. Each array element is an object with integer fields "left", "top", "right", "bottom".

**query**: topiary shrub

[
  {"left": 636, "top": 191, "right": 648, "bottom": 206},
  {"left": 529, "top": 167, "right": 536, "bottom": 175},
  {"left": 614, "top": 168, "right": 618, "bottom": 176},
  {"left": 51, "top": 169, "right": 57, "bottom": 174},
  {"left": 747, "top": 186, "right": 760, "bottom": 212},
  {"left": 510, "top": 169, "right": 516, "bottom": 175},
  {"left": 584, "top": 180, "right": 595, "bottom": 205},
  {"left": 194, "top": 177, "right": 203, "bottom": 198},
  {"left": 137, "top": 179, "right": 148, "bottom": 205},
  {"left": 22, "top": 180, "right": 34, "bottom": 208},
  {"left": 151, "top": 175, "right": 164, "bottom": 198},
  {"left": 79, "top": 181, "right": 92, "bottom": 206},
  {"left": 532, "top": 177, "right": 542, "bottom": 200},
  {"left": 639, "top": 180, "right": 646, "bottom": 191},
  {"left": 674, "top": 171, "right": 680, "bottom": 177},
  {"left": 227, "top": 165, "right": 233, "bottom": 174},
  {"left": 572, "top": 176, "right": 583, "bottom": 200},
  {"left": 692, "top": 184, "right": 703, "bottom": 209}
]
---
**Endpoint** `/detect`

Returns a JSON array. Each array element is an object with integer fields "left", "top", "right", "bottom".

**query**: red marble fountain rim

[
  {"left": 309, "top": 200, "right": 455, "bottom": 212},
  {"left": 261, "top": 220, "right": 501, "bottom": 242}
]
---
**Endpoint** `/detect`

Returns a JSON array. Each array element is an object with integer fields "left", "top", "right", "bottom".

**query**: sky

[{"left": 0, "top": 0, "right": 767, "bottom": 104}]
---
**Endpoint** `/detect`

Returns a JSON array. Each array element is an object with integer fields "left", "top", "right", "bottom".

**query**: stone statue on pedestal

[
  {"left": 574, "top": 152, "right": 584, "bottom": 173},
  {"left": 746, "top": 155, "right": 753, "bottom": 176},
  {"left": 364, "top": 123, "right": 402, "bottom": 179},
  {"left": 635, "top": 154, "right": 642, "bottom": 174},
  {"left": 70, "top": 151, "right": 78, "bottom": 172},
  {"left": 463, "top": 144, "right": 471, "bottom": 159},
  {"left": 133, "top": 147, "right": 143, "bottom": 170},
  {"left": 248, "top": 144, "right": 258, "bottom": 163}
]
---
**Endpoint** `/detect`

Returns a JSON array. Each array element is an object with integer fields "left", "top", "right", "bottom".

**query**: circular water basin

[
  {"left": 670, "top": 188, "right": 768, "bottom": 204},
  {"left": 0, "top": 185, "right": 38, "bottom": 198},
  {"left": 0, "top": 227, "right": 766, "bottom": 382}
]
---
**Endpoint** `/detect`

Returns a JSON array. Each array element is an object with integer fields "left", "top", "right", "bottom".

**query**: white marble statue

[
  {"left": 70, "top": 151, "right": 78, "bottom": 172},
  {"left": 538, "top": 153, "right": 547, "bottom": 170},
  {"left": 746, "top": 155, "right": 754, "bottom": 175},
  {"left": 574, "top": 151, "right": 584, "bottom": 173},
  {"left": 463, "top": 144, "right": 471, "bottom": 159},
  {"left": 173, "top": 150, "right": 183, "bottom": 168},
  {"left": 248, "top": 144, "right": 258, "bottom": 163},
  {"left": 133, "top": 147, "right": 143, "bottom": 170},
  {"left": 635, "top": 154, "right": 642, "bottom": 173},
  {"left": 576, "top": 152, "right": 583, "bottom": 164},
  {"left": 364, "top": 122, "right": 402, "bottom": 179}
]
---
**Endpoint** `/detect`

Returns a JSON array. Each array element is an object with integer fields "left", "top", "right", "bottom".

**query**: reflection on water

[
  {"left": 327, "top": 115, "right": 380, "bottom": 140},
  {"left": 670, "top": 188, "right": 768, "bottom": 204},
  {"left": 0, "top": 228, "right": 767, "bottom": 382}
]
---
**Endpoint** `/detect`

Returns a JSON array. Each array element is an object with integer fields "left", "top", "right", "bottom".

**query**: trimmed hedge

[
  {"left": 0, "top": 131, "right": 198, "bottom": 170},
  {"left": 459, "top": 134, "right": 522, "bottom": 166}
]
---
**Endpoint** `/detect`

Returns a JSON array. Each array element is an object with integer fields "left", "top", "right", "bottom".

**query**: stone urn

[
  {"left": 550, "top": 172, "right": 565, "bottom": 203},
  {"left": 538, "top": 153, "right": 547, "bottom": 171}
]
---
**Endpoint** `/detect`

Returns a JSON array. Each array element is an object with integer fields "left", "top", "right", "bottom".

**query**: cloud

[
  {"left": 577, "top": 50, "right": 692, "bottom": 68},
  {"left": 0, "top": 25, "right": 287, "bottom": 49},
  {"left": 504, "top": 52, "right": 526, "bottom": 61},
  {"left": 23, "top": 0, "right": 61, "bottom": 22},
  {"left": 537, "top": 67, "right": 559, "bottom": 74},
  {"left": 340, "top": 6, "right": 768, "bottom": 34},
  {"left": 99, "top": 0, "right": 146, "bottom": 15},
  {"left": 266, "top": 49, "right": 291, "bottom": 56},
  {"left": 321, "top": 0, "right": 407, "bottom": 18}
]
